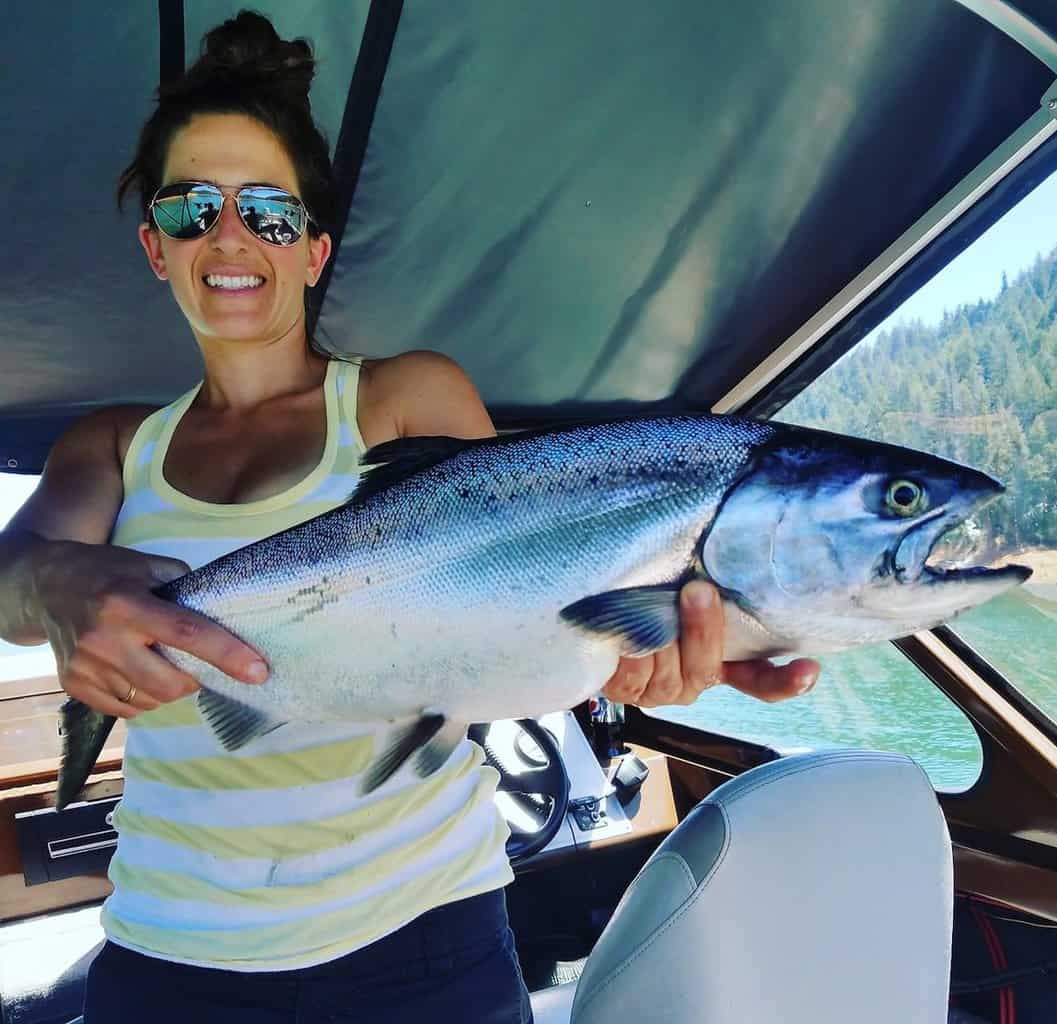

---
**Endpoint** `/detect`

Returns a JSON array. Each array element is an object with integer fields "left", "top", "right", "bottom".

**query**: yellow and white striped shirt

[{"left": 103, "top": 357, "right": 512, "bottom": 971}]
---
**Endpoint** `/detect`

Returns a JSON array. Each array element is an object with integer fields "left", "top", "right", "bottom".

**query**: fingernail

[
  {"left": 797, "top": 671, "right": 819, "bottom": 694},
  {"left": 683, "top": 582, "right": 714, "bottom": 608},
  {"left": 245, "top": 660, "right": 269, "bottom": 684}
]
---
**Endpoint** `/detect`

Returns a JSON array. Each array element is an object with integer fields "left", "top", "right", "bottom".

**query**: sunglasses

[{"left": 149, "top": 180, "right": 314, "bottom": 246}]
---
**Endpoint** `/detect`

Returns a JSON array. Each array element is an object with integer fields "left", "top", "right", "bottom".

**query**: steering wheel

[{"left": 468, "top": 719, "right": 571, "bottom": 863}]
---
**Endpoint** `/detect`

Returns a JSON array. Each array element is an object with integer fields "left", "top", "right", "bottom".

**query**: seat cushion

[
  {"left": 529, "top": 980, "right": 577, "bottom": 1024},
  {"left": 571, "top": 750, "right": 953, "bottom": 1024},
  {"left": 0, "top": 904, "right": 103, "bottom": 1024}
]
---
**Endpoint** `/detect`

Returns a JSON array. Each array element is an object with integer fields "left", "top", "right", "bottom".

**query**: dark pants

[{"left": 84, "top": 889, "right": 534, "bottom": 1023}]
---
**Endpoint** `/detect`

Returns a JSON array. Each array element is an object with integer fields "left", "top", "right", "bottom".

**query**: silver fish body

[
  {"left": 161, "top": 417, "right": 773, "bottom": 723},
  {"left": 57, "top": 414, "right": 1030, "bottom": 807}
]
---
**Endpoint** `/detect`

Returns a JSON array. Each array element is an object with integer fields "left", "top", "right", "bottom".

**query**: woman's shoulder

[
  {"left": 359, "top": 350, "right": 471, "bottom": 393},
  {"left": 355, "top": 351, "right": 494, "bottom": 442},
  {"left": 56, "top": 404, "right": 161, "bottom": 468}
]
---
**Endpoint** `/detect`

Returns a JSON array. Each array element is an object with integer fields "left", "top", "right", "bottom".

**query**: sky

[
  {"left": 881, "top": 169, "right": 1057, "bottom": 329},
  {"left": 1, "top": 169, "right": 1056, "bottom": 528}
]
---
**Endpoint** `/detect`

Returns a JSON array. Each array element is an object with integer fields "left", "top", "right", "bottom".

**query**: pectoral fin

[
  {"left": 57, "top": 699, "right": 117, "bottom": 811},
  {"left": 196, "top": 688, "right": 286, "bottom": 751},
  {"left": 414, "top": 717, "right": 467, "bottom": 779},
  {"left": 560, "top": 584, "right": 682, "bottom": 655},
  {"left": 361, "top": 712, "right": 465, "bottom": 794}
]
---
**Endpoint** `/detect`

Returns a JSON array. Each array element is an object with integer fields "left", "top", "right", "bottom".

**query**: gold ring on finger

[{"left": 122, "top": 682, "right": 137, "bottom": 704}]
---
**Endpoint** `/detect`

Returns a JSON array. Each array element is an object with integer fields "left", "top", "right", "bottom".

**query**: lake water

[
  {"left": 650, "top": 588, "right": 1057, "bottom": 792},
  {"left": 2, "top": 591, "right": 1053, "bottom": 792}
]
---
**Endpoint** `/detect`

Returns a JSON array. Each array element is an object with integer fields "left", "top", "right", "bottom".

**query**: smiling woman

[
  {"left": 0, "top": 11, "right": 806, "bottom": 1022},
  {"left": 133, "top": 113, "right": 331, "bottom": 350}
]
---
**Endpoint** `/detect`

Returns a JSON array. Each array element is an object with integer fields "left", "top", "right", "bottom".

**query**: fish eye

[{"left": 884, "top": 478, "right": 927, "bottom": 517}]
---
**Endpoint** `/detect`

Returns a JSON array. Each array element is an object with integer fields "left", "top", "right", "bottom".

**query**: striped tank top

[{"left": 103, "top": 357, "right": 513, "bottom": 971}]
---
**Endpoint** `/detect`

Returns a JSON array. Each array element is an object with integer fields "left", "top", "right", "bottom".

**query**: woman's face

[{"left": 138, "top": 112, "right": 331, "bottom": 349}]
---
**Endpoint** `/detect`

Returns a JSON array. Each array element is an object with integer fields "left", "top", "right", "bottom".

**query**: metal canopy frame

[
  {"left": 307, "top": 0, "right": 405, "bottom": 335},
  {"left": 955, "top": 0, "right": 1057, "bottom": 72},
  {"left": 718, "top": 1, "right": 1057, "bottom": 415}
]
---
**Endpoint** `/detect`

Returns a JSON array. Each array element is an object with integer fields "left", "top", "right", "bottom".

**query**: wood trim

[
  {"left": 0, "top": 689, "right": 125, "bottom": 788},
  {"left": 0, "top": 675, "right": 62, "bottom": 701},
  {"left": 913, "top": 630, "right": 1057, "bottom": 785},
  {"left": 954, "top": 842, "right": 1057, "bottom": 923},
  {"left": 0, "top": 751, "right": 124, "bottom": 790}
]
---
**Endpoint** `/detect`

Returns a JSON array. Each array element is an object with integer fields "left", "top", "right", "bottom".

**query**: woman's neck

[{"left": 193, "top": 334, "right": 329, "bottom": 413}]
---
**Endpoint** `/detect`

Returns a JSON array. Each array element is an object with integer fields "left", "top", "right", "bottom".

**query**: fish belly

[{"left": 161, "top": 595, "right": 619, "bottom": 727}]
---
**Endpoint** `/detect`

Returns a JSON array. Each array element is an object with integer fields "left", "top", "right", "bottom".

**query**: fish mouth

[{"left": 891, "top": 507, "right": 1032, "bottom": 586}]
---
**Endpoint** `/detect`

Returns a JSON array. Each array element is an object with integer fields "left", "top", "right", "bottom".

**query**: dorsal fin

[{"left": 351, "top": 435, "right": 491, "bottom": 502}]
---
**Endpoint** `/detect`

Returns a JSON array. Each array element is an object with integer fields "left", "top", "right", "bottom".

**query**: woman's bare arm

[{"left": 0, "top": 410, "right": 269, "bottom": 718}]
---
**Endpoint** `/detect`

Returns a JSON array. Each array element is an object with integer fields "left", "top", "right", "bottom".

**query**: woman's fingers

[
  {"left": 629, "top": 643, "right": 683, "bottom": 708},
  {"left": 142, "top": 555, "right": 192, "bottom": 586},
  {"left": 603, "top": 581, "right": 725, "bottom": 707},
  {"left": 63, "top": 655, "right": 148, "bottom": 720},
  {"left": 721, "top": 657, "right": 820, "bottom": 703},
  {"left": 92, "top": 589, "right": 268, "bottom": 685},
  {"left": 62, "top": 623, "right": 205, "bottom": 718},
  {"left": 36, "top": 544, "right": 260, "bottom": 718},
  {"left": 675, "top": 581, "right": 724, "bottom": 701},
  {"left": 118, "top": 642, "right": 201, "bottom": 704},
  {"left": 601, "top": 582, "right": 822, "bottom": 709},
  {"left": 602, "top": 651, "right": 656, "bottom": 705}
]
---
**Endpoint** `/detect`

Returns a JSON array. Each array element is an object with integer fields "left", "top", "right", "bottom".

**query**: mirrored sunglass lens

[
  {"left": 153, "top": 185, "right": 222, "bottom": 239},
  {"left": 237, "top": 188, "right": 306, "bottom": 245}
]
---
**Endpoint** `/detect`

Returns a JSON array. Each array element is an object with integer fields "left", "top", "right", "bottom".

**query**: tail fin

[{"left": 57, "top": 699, "right": 116, "bottom": 811}]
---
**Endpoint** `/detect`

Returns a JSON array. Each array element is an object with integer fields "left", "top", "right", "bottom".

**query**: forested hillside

[{"left": 779, "top": 246, "right": 1057, "bottom": 555}]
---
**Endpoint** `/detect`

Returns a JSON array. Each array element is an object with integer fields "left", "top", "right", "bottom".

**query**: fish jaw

[{"left": 860, "top": 486, "right": 1032, "bottom": 628}]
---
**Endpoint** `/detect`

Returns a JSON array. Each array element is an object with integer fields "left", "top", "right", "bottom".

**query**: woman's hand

[
  {"left": 600, "top": 580, "right": 820, "bottom": 709},
  {"left": 32, "top": 540, "right": 268, "bottom": 719}
]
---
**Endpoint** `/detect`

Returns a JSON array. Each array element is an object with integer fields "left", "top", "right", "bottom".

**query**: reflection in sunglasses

[{"left": 150, "top": 182, "right": 311, "bottom": 246}]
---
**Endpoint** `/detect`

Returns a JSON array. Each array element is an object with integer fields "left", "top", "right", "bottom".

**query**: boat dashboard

[
  {"left": 479, "top": 711, "right": 679, "bottom": 870},
  {"left": 0, "top": 690, "right": 679, "bottom": 925}
]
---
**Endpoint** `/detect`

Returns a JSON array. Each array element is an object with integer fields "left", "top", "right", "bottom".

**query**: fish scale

[{"left": 57, "top": 413, "right": 1030, "bottom": 808}]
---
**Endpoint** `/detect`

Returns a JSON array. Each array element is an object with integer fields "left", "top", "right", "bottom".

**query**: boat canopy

[{"left": 3, "top": 0, "right": 1057, "bottom": 471}]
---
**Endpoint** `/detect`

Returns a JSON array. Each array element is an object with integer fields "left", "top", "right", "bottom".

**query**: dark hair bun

[
  {"left": 196, "top": 10, "right": 315, "bottom": 106},
  {"left": 120, "top": 9, "right": 335, "bottom": 234}
]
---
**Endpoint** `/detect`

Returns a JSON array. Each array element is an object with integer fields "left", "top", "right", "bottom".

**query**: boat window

[
  {"left": 0, "top": 474, "right": 56, "bottom": 686},
  {"left": 647, "top": 168, "right": 1057, "bottom": 790},
  {"left": 648, "top": 643, "right": 984, "bottom": 791}
]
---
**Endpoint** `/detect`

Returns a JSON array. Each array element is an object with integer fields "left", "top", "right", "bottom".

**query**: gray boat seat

[
  {"left": 0, "top": 901, "right": 102, "bottom": 1024},
  {"left": 529, "top": 749, "right": 954, "bottom": 1024}
]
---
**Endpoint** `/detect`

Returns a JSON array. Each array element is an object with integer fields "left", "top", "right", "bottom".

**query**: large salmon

[{"left": 57, "top": 415, "right": 1030, "bottom": 808}]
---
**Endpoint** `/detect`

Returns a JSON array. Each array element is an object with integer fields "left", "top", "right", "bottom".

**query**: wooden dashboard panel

[
  {"left": 0, "top": 773, "right": 121, "bottom": 922},
  {"left": 0, "top": 684, "right": 125, "bottom": 921},
  {"left": 0, "top": 685, "right": 125, "bottom": 789},
  {"left": 580, "top": 744, "right": 679, "bottom": 851}
]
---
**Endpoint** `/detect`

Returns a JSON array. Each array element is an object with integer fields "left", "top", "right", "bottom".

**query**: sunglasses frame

[{"left": 148, "top": 180, "right": 316, "bottom": 247}]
